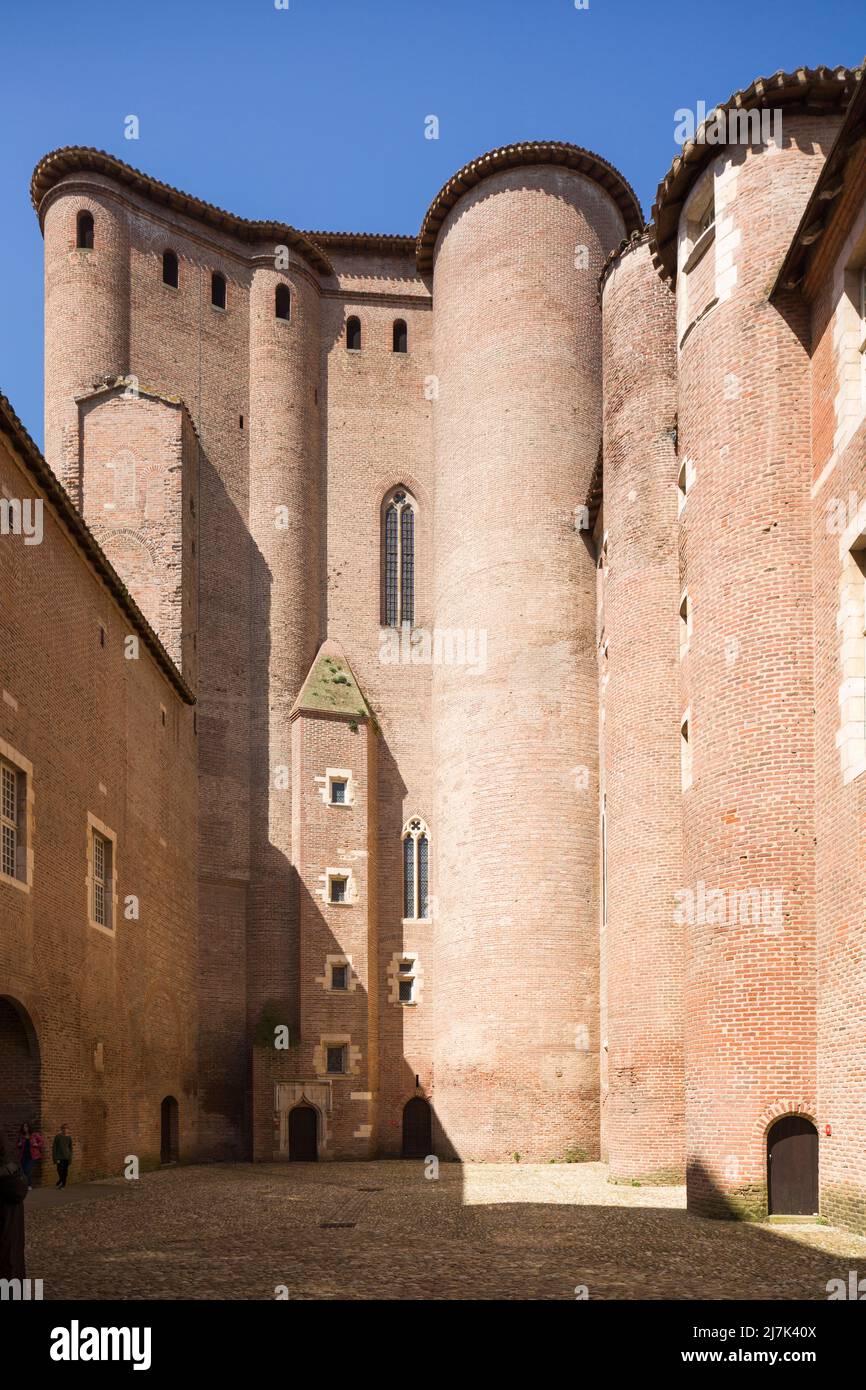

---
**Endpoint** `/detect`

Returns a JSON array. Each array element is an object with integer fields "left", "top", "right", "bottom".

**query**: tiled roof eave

[
  {"left": 649, "top": 65, "right": 862, "bottom": 283},
  {"left": 31, "top": 146, "right": 334, "bottom": 275},
  {"left": 416, "top": 141, "right": 644, "bottom": 272}
]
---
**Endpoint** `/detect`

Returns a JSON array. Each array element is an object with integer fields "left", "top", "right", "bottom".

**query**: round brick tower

[
  {"left": 40, "top": 175, "right": 130, "bottom": 486},
  {"left": 422, "top": 144, "right": 642, "bottom": 1161},
  {"left": 599, "top": 235, "right": 684, "bottom": 1183},
  {"left": 650, "top": 69, "right": 854, "bottom": 1216},
  {"left": 247, "top": 259, "right": 323, "bottom": 1034}
]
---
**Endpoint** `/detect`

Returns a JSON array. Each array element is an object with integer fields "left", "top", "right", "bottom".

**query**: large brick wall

[
  {"left": 0, "top": 409, "right": 198, "bottom": 1181},
  {"left": 26, "top": 84, "right": 866, "bottom": 1234},
  {"left": 428, "top": 166, "right": 625, "bottom": 1161},
  {"left": 599, "top": 237, "right": 684, "bottom": 1183},
  {"left": 674, "top": 117, "right": 836, "bottom": 1217}
]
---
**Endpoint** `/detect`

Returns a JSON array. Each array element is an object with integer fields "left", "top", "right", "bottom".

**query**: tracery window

[
  {"left": 402, "top": 817, "right": 429, "bottom": 921},
  {"left": 384, "top": 489, "right": 415, "bottom": 627}
]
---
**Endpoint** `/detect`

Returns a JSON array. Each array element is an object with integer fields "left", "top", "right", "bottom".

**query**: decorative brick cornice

[
  {"left": 650, "top": 65, "right": 861, "bottom": 283},
  {"left": 416, "top": 140, "right": 643, "bottom": 272},
  {"left": 30, "top": 146, "right": 334, "bottom": 276}
]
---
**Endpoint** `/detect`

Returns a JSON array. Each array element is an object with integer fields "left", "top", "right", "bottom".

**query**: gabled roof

[
  {"left": 291, "top": 640, "right": 372, "bottom": 722},
  {"left": 0, "top": 390, "right": 194, "bottom": 705}
]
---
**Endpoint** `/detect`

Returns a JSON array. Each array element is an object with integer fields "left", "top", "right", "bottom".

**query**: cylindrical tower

[
  {"left": 651, "top": 72, "right": 853, "bottom": 1216},
  {"left": 424, "top": 143, "right": 642, "bottom": 1161},
  {"left": 41, "top": 182, "right": 130, "bottom": 487},
  {"left": 247, "top": 257, "right": 323, "bottom": 1036},
  {"left": 599, "top": 235, "right": 684, "bottom": 1183}
]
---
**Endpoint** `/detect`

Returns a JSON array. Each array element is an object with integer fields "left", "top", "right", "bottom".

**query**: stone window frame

[
  {"left": 316, "top": 954, "right": 356, "bottom": 994},
  {"left": 677, "top": 455, "right": 696, "bottom": 515},
  {"left": 313, "top": 1034, "right": 361, "bottom": 1079},
  {"left": 87, "top": 812, "right": 118, "bottom": 936},
  {"left": 680, "top": 709, "right": 693, "bottom": 793},
  {"left": 682, "top": 184, "right": 716, "bottom": 277},
  {"left": 318, "top": 766, "right": 354, "bottom": 808},
  {"left": 836, "top": 529, "right": 866, "bottom": 784},
  {"left": 387, "top": 951, "right": 422, "bottom": 1007},
  {"left": 679, "top": 589, "right": 692, "bottom": 660},
  {"left": 382, "top": 486, "right": 417, "bottom": 629},
  {"left": 324, "top": 867, "right": 355, "bottom": 907},
  {"left": 401, "top": 815, "right": 430, "bottom": 924},
  {"left": 0, "top": 739, "right": 33, "bottom": 894}
]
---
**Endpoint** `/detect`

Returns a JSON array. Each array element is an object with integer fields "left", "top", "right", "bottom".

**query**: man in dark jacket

[
  {"left": 52, "top": 1125, "right": 73, "bottom": 1188},
  {"left": 0, "top": 1137, "right": 28, "bottom": 1280}
]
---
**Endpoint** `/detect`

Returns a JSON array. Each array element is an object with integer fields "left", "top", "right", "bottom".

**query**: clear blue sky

[{"left": 1, "top": 0, "right": 861, "bottom": 445}]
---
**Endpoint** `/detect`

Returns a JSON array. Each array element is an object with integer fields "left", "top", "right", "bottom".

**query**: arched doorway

[
  {"left": 160, "top": 1096, "right": 179, "bottom": 1164},
  {"left": 0, "top": 996, "right": 41, "bottom": 1163},
  {"left": 767, "top": 1115, "right": 818, "bottom": 1216},
  {"left": 402, "top": 1097, "right": 432, "bottom": 1159},
  {"left": 288, "top": 1104, "right": 318, "bottom": 1161}
]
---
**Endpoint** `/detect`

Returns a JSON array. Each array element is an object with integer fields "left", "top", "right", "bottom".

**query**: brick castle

[{"left": 1, "top": 61, "right": 865, "bottom": 1232}]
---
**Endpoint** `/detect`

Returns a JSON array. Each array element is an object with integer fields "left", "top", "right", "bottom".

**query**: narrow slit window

[
  {"left": 275, "top": 284, "right": 291, "bottom": 321},
  {"left": 76, "top": 211, "right": 94, "bottom": 250},
  {"left": 211, "top": 272, "right": 226, "bottom": 309},
  {"left": 162, "top": 250, "right": 179, "bottom": 288},
  {"left": 392, "top": 319, "right": 408, "bottom": 353},
  {"left": 346, "top": 316, "right": 361, "bottom": 350}
]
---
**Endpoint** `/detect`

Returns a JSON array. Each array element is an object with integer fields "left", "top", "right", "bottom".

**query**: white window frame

[
  {"left": 0, "top": 742, "right": 33, "bottom": 893},
  {"left": 87, "top": 814, "right": 117, "bottom": 934}
]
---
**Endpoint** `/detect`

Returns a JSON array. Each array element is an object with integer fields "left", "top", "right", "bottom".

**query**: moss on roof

[{"left": 292, "top": 644, "right": 372, "bottom": 721}]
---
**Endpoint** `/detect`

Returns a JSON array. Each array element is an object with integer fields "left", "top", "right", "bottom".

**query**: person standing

[
  {"left": 52, "top": 1124, "right": 72, "bottom": 1189},
  {"left": 0, "top": 1138, "right": 28, "bottom": 1280},
  {"left": 17, "top": 1122, "right": 44, "bottom": 1190}
]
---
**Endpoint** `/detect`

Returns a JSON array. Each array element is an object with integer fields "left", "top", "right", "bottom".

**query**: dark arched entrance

[
  {"left": 288, "top": 1104, "right": 318, "bottom": 1161},
  {"left": 402, "top": 1097, "right": 432, "bottom": 1159},
  {"left": 0, "top": 996, "right": 41, "bottom": 1166},
  {"left": 160, "top": 1096, "right": 179, "bottom": 1164},
  {"left": 767, "top": 1115, "right": 818, "bottom": 1216}
]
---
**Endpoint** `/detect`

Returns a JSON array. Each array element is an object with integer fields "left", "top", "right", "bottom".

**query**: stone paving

[{"left": 23, "top": 1161, "right": 866, "bottom": 1300}]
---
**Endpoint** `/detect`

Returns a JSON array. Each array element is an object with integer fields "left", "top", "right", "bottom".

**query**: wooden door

[{"left": 767, "top": 1116, "right": 818, "bottom": 1215}]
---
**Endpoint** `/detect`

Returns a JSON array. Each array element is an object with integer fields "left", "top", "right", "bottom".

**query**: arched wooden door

[
  {"left": 160, "top": 1096, "right": 179, "bottom": 1164},
  {"left": 288, "top": 1104, "right": 318, "bottom": 1161},
  {"left": 402, "top": 1097, "right": 432, "bottom": 1159},
  {"left": 767, "top": 1115, "right": 818, "bottom": 1215}
]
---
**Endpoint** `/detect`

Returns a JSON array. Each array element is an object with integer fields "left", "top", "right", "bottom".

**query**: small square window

[
  {"left": 326, "top": 1045, "right": 346, "bottom": 1074},
  {"left": 399, "top": 979, "right": 414, "bottom": 1003},
  {"left": 330, "top": 779, "right": 347, "bottom": 805},
  {"left": 329, "top": 876, "right": 347, "bottom": 904},
  {"left": 331, "top": 964, "right": 348, "bottom": 991},
  {"left": 398, "top": 960, "right": 413, "bottom": 973}
]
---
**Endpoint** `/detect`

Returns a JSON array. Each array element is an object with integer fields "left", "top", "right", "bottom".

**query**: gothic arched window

[
  {"left": 402, "top": 817, "right": 429, "bottom": 921},
  {"left": 384, "top": 488, "right": 415, "bottom": 627}
]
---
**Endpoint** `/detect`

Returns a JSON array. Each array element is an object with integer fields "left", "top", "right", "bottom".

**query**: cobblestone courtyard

[{"left": 23, "top": 1161, "right": 866, "bottom": 1301}]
